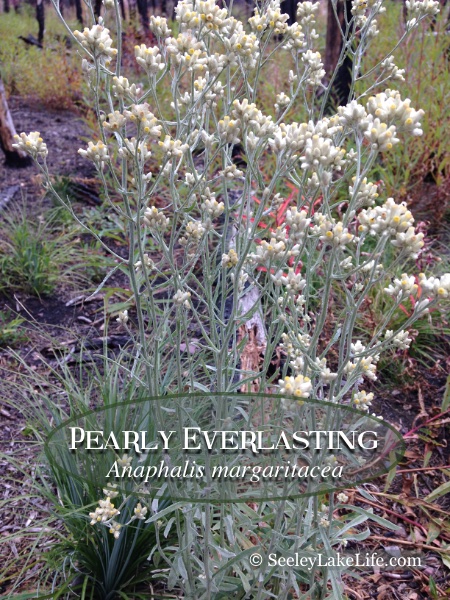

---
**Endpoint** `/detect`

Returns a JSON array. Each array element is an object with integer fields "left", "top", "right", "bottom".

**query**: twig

[
  {"left": 354, "top": 494, "right": 428, "bottom": 535},
  {"left": 370, "top": 535, "right": 442, "bottom": 553},
  {"left": 395, "top": 465, "right": 450, "bottom": 474},
  {"left": 404, "top": 408, "right": 450, "bottom": 438}
]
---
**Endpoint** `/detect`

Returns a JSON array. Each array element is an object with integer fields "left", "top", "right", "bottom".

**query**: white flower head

[{"left": 13, "top": 131, "right": 48, "bottom": 159}]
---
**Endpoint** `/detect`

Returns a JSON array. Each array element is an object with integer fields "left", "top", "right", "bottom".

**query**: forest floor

[{"left": 1, "top": 96, "right": 450, "bottom": 600}]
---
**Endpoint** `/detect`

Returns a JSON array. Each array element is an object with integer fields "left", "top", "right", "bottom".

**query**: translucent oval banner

[{"left": 45, "top": 393, "right": 405, "bottom": 503}]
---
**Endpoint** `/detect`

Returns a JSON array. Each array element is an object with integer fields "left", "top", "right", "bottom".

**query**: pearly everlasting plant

[{"left": 17, "top": 0, "right": 448, "bottom": 597}]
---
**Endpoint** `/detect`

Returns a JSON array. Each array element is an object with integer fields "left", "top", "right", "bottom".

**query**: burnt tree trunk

[
  {"left": 128, "top": 0, "right": 137, "bottom": 23},
  {"left": 281, "top": 0, "right": 296, "bottom": 25},
  {"left": 137, "top": 0, "right": 149, "bottom": 32},
  {"left": 0, "top": 79, "right": 32, "bottom": 168},
  {"left": 324, "top": 0, "right": 354, "bottom": 108},
  {"left": 75, "top": 0, "right": 83, "bottom": 24},
  {"left": 36, "top": 0, "right": 45, "bottom": 46},
  {"left": 94, "top": 0, "right": 102, "bottom": 18}
]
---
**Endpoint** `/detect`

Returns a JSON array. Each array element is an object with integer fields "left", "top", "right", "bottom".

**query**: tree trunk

[
  {"left": 324, "top": 0, "right": 353, "bottom": 108},
  {"left": 94, "top": 0, "right": 102, "bottom": 18},
  {"left": 36, "top": 0, "right": 45, "bottom": 46},
  {"left": 128, "top": 0, "right": 137, "bottom": 23},
  {"left": 0, "top": 79, "right": 32, "bottom": 168},
  {"left": 120, "top": 0, "right": 127, "bottom": 21},
  {"left": 75, "top": 0, "right": 83, "bottom": 25},
  {"left": 4, "top": 0, "right": 10, "bottom": 13},
  {"left": 137, "top": 0, "right": 149, "bottom": 32},
  {"left": 281, "top": 0, "right": 296, "bottom": 25}
]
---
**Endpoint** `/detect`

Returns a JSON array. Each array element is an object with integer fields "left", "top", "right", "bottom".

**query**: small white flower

[
  {"left": 385, "top": 329, "right": 412, "bottom": 350},
  {"left": 337, "top": 492, "right": 349, "bottom": 503},
  {"left": 384, "top": 273, "right": 418, "bottom": 297},
  {"left": 143, "top": 206, "right": 170, "bottom": 231},
  {"left": 134, "top": 254, "right": 155, "bottom": 273},
  {"left": 364, "top": 117, "right": 399, "bottom": 152},
  {"left": 116, "top": 310, "right": 129, "bottom": 326},
  {"left": 13, "top": 131, "right": 48, "bottom": 159},
  {"left": 133, "top": 502, "right": 148, "bottom": 520},
  {"left": 222, "top": 249, "right": 239, "bottom": 268},
  {"left": 74, "top": 24, "right": 118, "bottom": 64},
  {"left": 279, "top": 374, "right": 312, "bottom": 399},
  {"left": 275, "top": 92, "right": 290, "bottom": 112},
  {"left": 135, "top": 44, "right": 165, "bottom": 74},
  {"left": 109, "top": 521, "right": 122, "bottom": 539},
  {"left": 78, "top": 140, "right": 109, "bottom": 168},
  {"left": 353, "top": 390, "right": 374, "bottom": 411},
  {"left": 158, "top": 135, "right": 189, "bottom": 158},
  {"left": 173, "top": 290, "right": 191, "bottom": 308},
  {"left": 112, "top": 76, "right": 141, "bottom": 100}
]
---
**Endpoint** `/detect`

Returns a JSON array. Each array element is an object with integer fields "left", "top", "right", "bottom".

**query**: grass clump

[
  {"left": 0, "top": 10, "right": 83, "bottom": 110},
  {"left": 0, "top": 203, "right": 111, "bottom": 297},
  {"left": 0, "top": 309, "right": 26, "bottom": 347},
  {"left": 0, "top": 353, "right": 174, "bottom": 599}
]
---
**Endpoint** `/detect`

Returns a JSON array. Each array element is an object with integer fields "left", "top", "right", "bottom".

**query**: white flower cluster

[
  {"left": 232, "top": 99, "right": 276, "bottom": 143},
  {"left": 118, "top": 137, "right": 152, "bottom": 164},
  {"left": 419, "top": 273, "right": 450, "bottom": 299},
  {"left": 143, "top": 206, "right": 170, "bottom": 231},
  {"left": 122, "top": 104, "right": 162, "bottom": 138},
  {"left": 133, "top": 502, "right": 148, "bottom": 520},
  {"left": 74, "top": 24, "right": 118, "bottom": 64},
  {"left": 201, "top": 189, "right": 224, "bottom": 217},
  {"left": 135, "top": 44, "right": 165, "bottom": 75},
  {"left": 359, "top": 197, "right": 424, "bottom": 258},
  {"left": 173, "top": 289, "right": 191, "bottom": 307},
  {"left": 135, "top": 254, "right": 155, "bottom": 273},
  {"left": 158, "top": 136, "right": 189, "bottom": 159},
  {"left": 89, "top": 497, "right": 120, "bottom": 526},
  {"left": 406, "top": 0, "right": 440, "bottom": 27},
  {"left": 349, "top": 177, "right": 379, "bottom": 207},
  {"left": 344, "top": 356, "right": 379, "bottom": 382},
  {"left": 269, "top": 116, "right": 342, "bottom": 170},
  {"left": 285, "top": 207, "right": 311, "bottom": 242},
  {"left": 222, "top": 249, "right": 239, "bottom": 268},
  {"left": 13, "top": 132, "right": 48, "bottom": 159},
  {"left": 338, "top": 92, "right": 424, "bottom": 160},
  {"left": 249, "top": 238, "right": 287, "bottom": 265},
  {"left": 353, "top": 390, "right": 374, "bottom": 411},
  {"left": 271, "top": 268, "right": 306, "bottom": 295},
  {"left": 116, "top": 310, "right": 129, "bottom": 325},
  {"left": 280, "top": 332, "right": 311, "bottom": 360},
  {"left": 180, "top": 220, "right": 206, "bottom": 246},
  {"left": 381, "top": 56, "right": 405, "bottom": 82},
  {"left": 384, "top": 329, "right": 412, "bottom": 350},
  {"left": 365, "top": 118, "right": 399, "bottom": 152},
  {"left": 302, "top": 50, "right": 325, "bottom": 86},
  {"left": 78, "top": 140, "right": 109, "bottom": 168},
  {"left": 295, "top": 2, "right": 320, "bottom": 47},
  {"left": 366, "top": 90, "right": 425, "bottom": 136},
  {"left": 275, "top": 92, "right": 290, "bottom": 113},
  {"left": 384, "top": 273, "right": 418, "bottom": 298},
  {"left": 112, "top": 76, "right": 141, "bottom": 100},
  {"left": 249, "top": 0, "right": 289, "bottom": 35},
  {"left": 320, "top": 221, "right": 354, "bottom": 247},
  {"left": 301, "top": 134, "right": 346, "bottom": 170},
  {"left": 217, "top": 116, "right": 241, "bottom": 145},
  {"left": 278, "top": 374, "right": 312, "bottom": 399}
]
